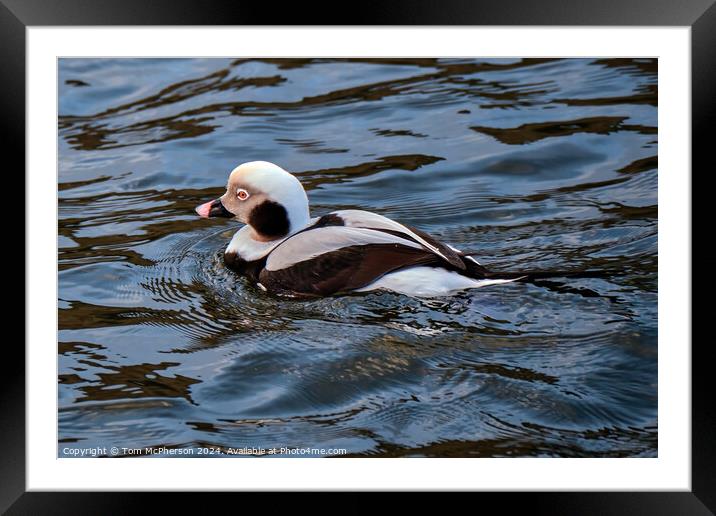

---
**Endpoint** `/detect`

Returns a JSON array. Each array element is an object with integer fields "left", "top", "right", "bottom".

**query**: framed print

[{"left": 5, "top": 0, "right": 711, "bottom": 512}]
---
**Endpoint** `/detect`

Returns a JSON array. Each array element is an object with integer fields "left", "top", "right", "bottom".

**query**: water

[{"left": 58, "top": 58, "right": 657, "bottom": 457}]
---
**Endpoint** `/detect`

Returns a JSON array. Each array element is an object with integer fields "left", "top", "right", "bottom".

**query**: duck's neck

[
  {"left": 225, "top": 225, "right": 285, "bottom": 262},
  {"left": 284, "top": 201, "right": 311, "bottom": 236},
  {"left": 249, "top": 229, "right": 279, "bottom": 243}
]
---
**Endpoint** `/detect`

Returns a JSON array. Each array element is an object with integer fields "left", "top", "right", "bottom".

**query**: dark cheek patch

[{"left": 248, "top": 200, "right": 290, "bottom": 238}]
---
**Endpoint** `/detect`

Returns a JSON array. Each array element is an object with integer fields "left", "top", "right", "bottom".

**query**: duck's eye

[{"left": 237, "top": 189, "right": 250, "bottom": 201}]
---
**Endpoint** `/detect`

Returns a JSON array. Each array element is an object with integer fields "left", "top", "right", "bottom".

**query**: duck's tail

[
  {"left": 483, "top": 269, "right": 609, "bottom": 282},
  {"left": 458, "top": 253, "right": 609, "bottom": 282}
]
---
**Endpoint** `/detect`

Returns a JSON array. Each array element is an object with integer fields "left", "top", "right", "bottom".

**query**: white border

[{"left": 28, "top": 27, "right": 690, "bottom": 491}]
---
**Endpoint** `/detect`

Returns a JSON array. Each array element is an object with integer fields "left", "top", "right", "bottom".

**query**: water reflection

[{"left": 58, "top": 58, "right": 657, "bottom": 457}]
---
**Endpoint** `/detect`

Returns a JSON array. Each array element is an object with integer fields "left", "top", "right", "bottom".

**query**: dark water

[{"left": 58, "top": 58, "right": 657, "bottom": 458}]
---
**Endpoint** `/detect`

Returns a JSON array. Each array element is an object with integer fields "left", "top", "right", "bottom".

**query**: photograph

[{"left": 57, "top": 57, "right": 658, "bottom": 459}]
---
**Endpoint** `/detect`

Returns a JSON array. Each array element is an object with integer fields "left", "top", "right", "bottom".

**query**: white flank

[{"left": 355, "top": 266, "right": 520, "bottom": 297}]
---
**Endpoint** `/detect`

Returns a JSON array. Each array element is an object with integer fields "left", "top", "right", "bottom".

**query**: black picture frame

[{"left": 5, "top": 0, "right": 710, "bottom": 512}]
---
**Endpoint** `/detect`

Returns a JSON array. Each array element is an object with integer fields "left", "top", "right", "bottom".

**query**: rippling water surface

[{"left": 58, "top": 58, "right": 657, "bottom": 457}]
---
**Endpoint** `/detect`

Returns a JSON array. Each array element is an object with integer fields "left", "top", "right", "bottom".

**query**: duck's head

[{"left": 195, "top": 161, "right": 310, "bottom": 241}]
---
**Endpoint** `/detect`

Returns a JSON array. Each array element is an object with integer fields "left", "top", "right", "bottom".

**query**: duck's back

[{"left": 257, "top": 211, "right": 487, "bottom": 297}]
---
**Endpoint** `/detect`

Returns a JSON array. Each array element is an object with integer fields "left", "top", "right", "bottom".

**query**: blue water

[{"left": 58, "top": 58, "right": 657, "bottom": 457}]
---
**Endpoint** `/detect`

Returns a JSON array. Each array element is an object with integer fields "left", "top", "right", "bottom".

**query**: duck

[{"left": 195, "top": 161, "right": 553, "bottom": 298}]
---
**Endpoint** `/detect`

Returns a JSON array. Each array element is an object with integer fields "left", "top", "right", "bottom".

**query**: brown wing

[
  {"left": 401, "top": 225, "right": 467, "bottom": 270},
  {"left": 404, "top": 225, "right": 490, "bottom": 276},
  {"left": 258, "top": 244, "right": 442, "bottom": 297},
  {"left": 330, "top": 210, "right": 467, "bottom": 270}
]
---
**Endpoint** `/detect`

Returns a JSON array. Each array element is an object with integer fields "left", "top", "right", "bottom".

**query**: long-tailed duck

[{"left": 195, "top": 161, "right": 542, "bottom": 298}]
